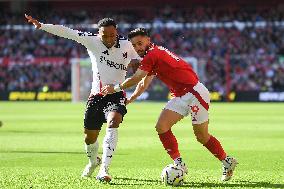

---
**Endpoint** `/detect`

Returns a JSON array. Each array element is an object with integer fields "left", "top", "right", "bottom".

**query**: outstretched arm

[
  {"left": 121, "top": 69, "right": 148, "bottom": 89},
  {"left": 25, "top": 14, "right": 91, "bottom": 46},
  {"left": 126, "top": 75, "right": 154, "bottom": 105}
]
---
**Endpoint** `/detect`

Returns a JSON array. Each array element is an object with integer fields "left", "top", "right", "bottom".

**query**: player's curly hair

[
  {"left": 97, "top": 18, "right": 117, "bottom": 28},
  {"left": 128, "top": 28, "right": 150, "bottom": 39}
]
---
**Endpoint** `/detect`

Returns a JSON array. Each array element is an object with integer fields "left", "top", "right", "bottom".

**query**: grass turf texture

[{"left": 0, "top": 102, "right": 283, "bottom": 189}]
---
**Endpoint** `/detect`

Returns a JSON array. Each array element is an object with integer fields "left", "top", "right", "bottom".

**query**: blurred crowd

[
  {"left": 0, "top": 63, "right": 71, "bottom": 91},
  {"left": 1, "top": 6, "right": 284, "bottom": 92},
  {"left": 2, "top": 5, "right": 284, "bottom": 25}
]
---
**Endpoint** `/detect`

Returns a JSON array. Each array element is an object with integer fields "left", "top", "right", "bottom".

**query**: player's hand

[
  {"left": 126, "top": 97, "right": 135, "bottom": 105},
  {"left": 101, "top": 85, "right": 115, "bottom": 95},
  {"left": 129, "top": 59, "right": 140, "bottom": 73},
  {"left": 125, "top": 98, "right": 132, "bottom": 105},
  {"left": 25, "top": 14, "right": 41, "bottom": 29}
]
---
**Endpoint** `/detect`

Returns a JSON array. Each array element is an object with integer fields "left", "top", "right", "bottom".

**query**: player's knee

[
  {"left": 84, "top": 129, "right": 99, "bottom": 144},
  {"left": 85, "top": 135, "right": 97, "bottom": 144},
  {"left": 107, "top": 118, "right": 120, "bottom": 128},
  {"left": 155, "top": 122, "right": 168, "bottom": 134}
]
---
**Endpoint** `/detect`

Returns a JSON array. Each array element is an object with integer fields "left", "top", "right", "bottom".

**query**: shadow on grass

[
  {"left": 1, "top": 150, "right": 84, "bottom": 154},
  {"left": 2, "top": 150, "right": 129, "bottom": 155},
  {"left": 112, "top": 177, "right": 283, "bottom": 188},
  {"left": 181, "top": 180, "right": 284, "bottom": 188},
  {"left": 110, "top": 177, "right": 160, "bottom": 186},
  {"left": 2, "top": 130, "right": 78, "bottom": 134}
]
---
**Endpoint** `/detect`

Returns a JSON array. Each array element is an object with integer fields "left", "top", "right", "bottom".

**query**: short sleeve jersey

[{"left": 139, "top": 44, "right": 199, "bottom": 97}]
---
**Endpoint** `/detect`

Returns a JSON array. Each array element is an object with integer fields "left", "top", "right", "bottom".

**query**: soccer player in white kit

[{"left": 25, "top": 14, "right": 140, "bottom": 182}]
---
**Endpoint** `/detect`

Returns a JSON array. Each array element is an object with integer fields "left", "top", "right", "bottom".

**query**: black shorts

[{"left": 84, "top": 92, "right": 127, "bottom": 130}]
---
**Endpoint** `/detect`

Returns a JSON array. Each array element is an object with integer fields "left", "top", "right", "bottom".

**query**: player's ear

[
  {"left": 98, "top": 27, "right": 103, "bottom": 35},
  {"left": 146, "top": 37, "right": 151, "bottom": 44}
]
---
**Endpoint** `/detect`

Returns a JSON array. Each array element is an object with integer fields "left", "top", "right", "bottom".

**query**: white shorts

[{"left": 164, "top": 82, "right": 210, "bottom": 125}]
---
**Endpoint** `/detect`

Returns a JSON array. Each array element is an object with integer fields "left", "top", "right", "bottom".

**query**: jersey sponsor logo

[{"left": 99, "top": 55, "right": 127, "bottom": 71}]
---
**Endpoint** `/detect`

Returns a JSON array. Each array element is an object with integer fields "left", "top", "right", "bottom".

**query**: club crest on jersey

[
  {"left": 102, "top": 50, "right": 109, "bottom": 55},
  {"left": 123, "top": 52, "right": 127, "bottom": 59},
  {"left": 190, "top": 105, "right": 199, "bottom": 113}
]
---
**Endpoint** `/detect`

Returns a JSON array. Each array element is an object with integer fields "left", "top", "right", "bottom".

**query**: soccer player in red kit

[{"left": 102, "top": 28, "right": 238, "bottom": 181}]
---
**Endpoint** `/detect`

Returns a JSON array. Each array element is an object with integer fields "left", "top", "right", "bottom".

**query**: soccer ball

[{"left": 161, "top": 164, "right": 185, "bottom": 186}]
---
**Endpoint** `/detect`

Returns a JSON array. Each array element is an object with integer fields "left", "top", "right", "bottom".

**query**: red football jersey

[{"left": 139, "top": 44, "right": 199, "bottom": 97}]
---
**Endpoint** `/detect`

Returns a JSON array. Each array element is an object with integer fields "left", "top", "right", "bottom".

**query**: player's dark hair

[
  {"left": 128, "top": 28, "right": 150, "bottom": 39},
  {"left": 97, "top": 18, "right": 117, "bottom": 28}
]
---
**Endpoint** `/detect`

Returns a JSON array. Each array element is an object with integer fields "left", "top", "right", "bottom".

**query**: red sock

[
  {"left": 204, "top": 135, "right": 227, "bottom": 161},
  {"left": 158, "top": 130, "right": 180, "bottom": 160}
]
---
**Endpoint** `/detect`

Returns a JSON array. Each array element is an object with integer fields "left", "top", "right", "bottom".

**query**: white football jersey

[{"left": 41, "top": 24, "right": 140, "bottom": 94}]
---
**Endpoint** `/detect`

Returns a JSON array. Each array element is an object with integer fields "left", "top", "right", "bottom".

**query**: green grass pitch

[{"left": 0, "top": 102, "right": 283, "bottom": 188}]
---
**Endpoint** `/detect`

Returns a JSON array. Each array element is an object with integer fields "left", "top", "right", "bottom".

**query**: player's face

[
  {"left": 99, "top": 26, "right": 117, "bottom": 48},
  {"left": 130, "top": 35, "right": 151, "bottom": 57}
]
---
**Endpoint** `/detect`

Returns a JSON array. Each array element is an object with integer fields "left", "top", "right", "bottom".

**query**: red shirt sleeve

[{"left": 139, "top": 51, "right": 156, "bottom": 75}]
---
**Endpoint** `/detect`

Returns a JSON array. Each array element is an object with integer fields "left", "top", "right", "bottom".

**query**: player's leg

[
  {"left": 193, "top": 120, "right": 238, "bottom": 181},
  {"left": 81, "top": 95, "right": 104, "bottom": 178},
  {"left": 156, "top": 109, "right": 183, "bottom": 160},
  {"left": 82, "top": 129, "right": 101, "bottom": 178},
  {"left": 97, "top": 112, "right": 122, "bottom": 182},
  {"left": 84, "top": 128, "right": 100, "bottom": 165},
  {"left": 84, "top": 129, "right": 100, "bottom": 165},
  {"left": 96, "top": 92, "right": 127, "bottom": 182},
  {"left": 157, "top": 98, "right": 188, "bottom": 173},
  {"left": 193, "top": 121, "right": 227, "bottom": 160},
  {"left": 190, "top": 82, "right": 238, "bottom": 181}
]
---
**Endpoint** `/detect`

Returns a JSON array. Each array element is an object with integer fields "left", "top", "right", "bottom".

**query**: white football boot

[
  {"left": 81, "top": 156, "right": 101, "bottom": 178},
  {"left": 177, "top": 161, "right": 188, "bottom": 174},
  {"left": 96, "top": 166, "right": 112, "bottom": 183},
  {"left": 174, "top": 158, "right": 188, "bottom": 174},
  {"left": 221, "top": 156, "right": 238, "bottom": 181}
]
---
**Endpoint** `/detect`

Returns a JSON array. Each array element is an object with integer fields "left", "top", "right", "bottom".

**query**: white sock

[
  {"left": 101, "top": 128, "right": 118, "bottom": 169},
  {"left": 85, "top": 141, "right": 99, "bottom": 165}
]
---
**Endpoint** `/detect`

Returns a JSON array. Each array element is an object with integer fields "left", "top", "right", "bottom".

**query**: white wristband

[{"left": 114, "top": 84, "right": 122, "bottom": 92}]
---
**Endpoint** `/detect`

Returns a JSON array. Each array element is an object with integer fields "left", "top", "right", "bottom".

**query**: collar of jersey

[
  {"left": 114, "top": 35, "right": 121, "bottom": 48},
  {"left": 144, "top": 43, "right": 155, "bottom": 56}
]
